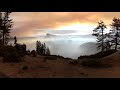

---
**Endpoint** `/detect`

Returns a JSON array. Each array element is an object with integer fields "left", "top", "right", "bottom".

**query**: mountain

[
  {"left": 65, "top": 34, "right": 96, "bottom": 38},
  {"left": 79, "top": 42, "right": 99, "bottom": 56},
  {"left": 46, "top": 33, "right": 58, "bottom": 37}
]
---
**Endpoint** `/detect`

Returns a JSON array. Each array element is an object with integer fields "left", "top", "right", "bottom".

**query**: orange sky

[{"left": 10, "top": 12, "right": 120, "bottom": 37}]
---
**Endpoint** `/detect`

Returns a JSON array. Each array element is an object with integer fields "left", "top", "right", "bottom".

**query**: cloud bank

[{"left": 10, "top": 12, "right": 120, "bottom": 37}]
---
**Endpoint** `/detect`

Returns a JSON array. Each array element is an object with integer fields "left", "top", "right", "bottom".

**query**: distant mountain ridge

[
  {"left": 79, "top": 42, "right": 99, "bottom": 56},
  {"left": 46, "top": 33, "right": 58, "bottom": 37}
]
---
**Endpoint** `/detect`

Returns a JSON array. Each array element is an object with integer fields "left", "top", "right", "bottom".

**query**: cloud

[{"left": 10, "top": 12, "right": 120, "bottom": 37}]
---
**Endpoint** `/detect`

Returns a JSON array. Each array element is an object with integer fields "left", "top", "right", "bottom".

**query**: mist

[{"left": 9, "top": 34, "right": 98, "bottom": 59}]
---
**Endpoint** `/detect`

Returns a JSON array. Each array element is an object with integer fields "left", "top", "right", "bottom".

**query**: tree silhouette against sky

[{"left": 0, "top": 12, "right": 13, "bottom": 45}]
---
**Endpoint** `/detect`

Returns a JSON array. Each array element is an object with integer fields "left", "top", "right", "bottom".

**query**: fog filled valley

[{"left": 10, "top": 33, "right": 98, "bottom": 59}]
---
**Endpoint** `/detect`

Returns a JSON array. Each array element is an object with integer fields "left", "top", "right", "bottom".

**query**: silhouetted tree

[
  {"left": 0, "top": 13, "right": 3, "bottom": 45},
  {"left": 36, "top": 41, "right": 44, "bottom": 55},
  {"left": 0, "top": 12, "right": 13, "bottom": 45},
  {"left": 14, "top": 36, "right": 17, "bottom": 45},
  {"left": 0, "top": 12, "right": 2, "bottom": 25},
  {"left": 41, "top": 44, "right": 44, "bottom": 55},
  {"left": 36, "top": 41, "right": 51, "bottom": 55},
  {"left": 23, "top": 43, "right": 27, "bottom": 54},
  {"left": 36, "top": 41, "right": 41, "bottom": 54},
  {"left": 45, "top": 47, "right": 51, "bottom": 55},
  {"left": 93, "top": 21, "right": 107, "bottom": 51},
  {"left": 104, "top": 39, "right": 111, "bottom": 51},
  {"left": 43, "top": 43, "right": 46, "bottom": 55},
  {"left": 109, "top": 17, "right": 120, "bottom": 50}
]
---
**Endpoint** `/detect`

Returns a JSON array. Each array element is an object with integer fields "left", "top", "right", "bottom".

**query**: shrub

[
  {"left": 69, "top": 60, "right": 79, "bottom": 65},
  {"left": 22, "top": 65, "right": 28, "bottom": 70},
  {"left": 3, "top": 48, "right": 22, "bottom": 62},
  {"left": 64, "top": 58, "right": 72, "bottom": 60},
  {"left": 15, "top": 44, "right": 27, "bottom": 55},
  {"left": 3, "top": 52, "right": 22, "bottom": 62},
  {"left": 81, "top": 59, "right": 102, "bottom": 67},
  {"left": 44, "top": 56, "right": 57, "bottom": 60},
  {"left": 31, "top": 50, "right": 37, "bottom": 57},
  {"left": 1, "top": 46, "right": 22, "bottom": 62},
  {"left": 15, "top": 44, "right": 27, "bottom": 56},
  {"left": 44, "top": 55, "right": 65, "bottom": 59}
]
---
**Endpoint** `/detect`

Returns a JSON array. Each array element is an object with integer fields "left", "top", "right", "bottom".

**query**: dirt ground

[{"left": 0, "top": 52, "right": 120, "bottom": 78}]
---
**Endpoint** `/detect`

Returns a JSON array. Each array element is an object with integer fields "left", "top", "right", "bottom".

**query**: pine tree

[
  {"left": 36, "top": 41, "right": 41, "bottom": 54},
  {"left": 0, "top": 12, "right": 3, "bottom": 44},
  {"left": 46, "top": 47, "right": 51, "bottom": 55},
  {"left": 36, "top": 41, "right": 51, "bottom": 55},
  {"left": 41, "top": 44, "right": 44, "bottom": 55},
  {"left": 110, "top": 17, "right": 120, "bottom": 50},
  {"left": 93, "top": 21, "right": 107, "bottom": 51},
  {"left": 43, "top": 43, "right": 46, "bottom": 55},
  {"left": 0, "top": 12, "right": 13, "bottom": 45}
]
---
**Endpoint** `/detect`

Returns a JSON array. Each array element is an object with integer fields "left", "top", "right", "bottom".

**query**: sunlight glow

[
  {"left": 56, "top": 22, "right": 110, "bottom": 35},
  {"left": 56, "top": 22, "right": 96, "bottom": 35}
]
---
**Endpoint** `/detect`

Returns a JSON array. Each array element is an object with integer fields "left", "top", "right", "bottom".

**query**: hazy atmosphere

[
  {"left": 9, "top": 12, "right": 120, "bottom": 59},
  {"left": 0, "top": 12, "right": 120, "bottom": 78}
]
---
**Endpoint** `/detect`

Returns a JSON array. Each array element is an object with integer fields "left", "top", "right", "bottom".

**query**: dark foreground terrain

[{"left": 0, "top": 50, "right": 119, "bottom": 78}]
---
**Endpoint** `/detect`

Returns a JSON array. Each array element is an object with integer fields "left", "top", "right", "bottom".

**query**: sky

[
  {"left": 9, "top": 12, "right": 120, "bottom": 58},
  {"left": 10, "top": 12, "right": 120, "bottom": 37}
]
